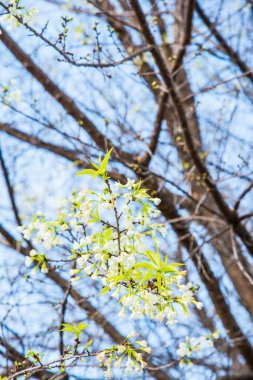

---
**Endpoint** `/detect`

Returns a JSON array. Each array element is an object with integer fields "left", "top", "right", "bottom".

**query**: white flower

[
  {"left": 154, "top": 311, "right": 165, "bottom": 322},
  {"left": 141, "top": 346, "right": 151, "bottom": 353},
  {"left": 23, "top": 228, "right": 33, "bottom": 240},
  {"left": 6, "top": 88, "right": 22, "bottom": 103},
  {"left": 41, "top": 264, "right": 48, "bottom": 274},
  {"left": 127, "top": 330, "right": 137, "bottom": 338},
  {"left": 80, "top": 202, "right": 92, "bottom": 222},
  {"left": 23, "top": 8, "right": 38, "bottom": 24},
  {"left": 159, "top": 227, "right": 167, "bottom": 237},
  {"left": 176, "top": 342, "right": 191, "bottom": 358},
  {"left": 31, "top": 267, "right": 37, "bottom": 276},
  {"left": 181, "top": 290, "right": 194, "bottom": 305},
  {"left": 60, "top": 223, "right": 68, "bottom": 231},
  {"left": 70, "top": 269, "right": 80, "bottom": 276},
  {"left": 9, "top": 6, "right": 20, "bottom": 17},
  {"left": 111, "top": 287, "right": 120, "bottom": 299},
  {"left": 103, "top": 240, "right": 116, "bottom": 252},
  {"left": 75, "top": 188, "right": 90, "bottom": 201},
  {"left": 77, "top": 255, "right": 90, "bottom": 266},
  {"left": 134, "top": 193, "right": 146, "bottom": 200},
  {"left": 94, "top": 252, "right": 104, "bottom": 261},
  {"left": 121, "top": 203, "right": 130, "bottom": 213},
  {"left": 136, "top": 340, "right": 148, "bottom": 347},
  {"left": 206, "top": 340, "right": 214, "bottom": 348},
  {"left": 117, "top": 253, "right": 135, "bottom": 269},
  {"left": 153, "top": 198, "right": 161, "bottom": 205},
  {"left": 143, "top": 291, "right": 158, "bottom": 305},
  {"left": 125, "top": 178, "right": 136, "bottom": 189},
  {"left": 195, "top": 301, "right": 203, "bottom": 310},
  {"left": 139, "top": 359, "right": 148, "bottom": 369},
  {"left": 104, "top": 369, "right": 112, "bottom": 379},
  {"left": 165, "top": 308, "right": 177, "bottom": 325},
  {"left": 96, "top": 351, "right": 106, "bottom": 362},
  {"left": 135, "top": 213, "right": 142, "bottom": 223},
  {"left": 123, "top": 192, "right": 132, "bottom": 202},
  {"left": 125, "top": 358, "right": 134, "bottom": 373},
  {"left": 69, "top": 220, "right": 82, "bottom": 231},
  {"left": 199, "top": 336, "right": 207, "bottom": 344},
  {"left": 73, "top": 241, "right": 80, "bottom": 250},
  {"left": 166, "top": 318, "right": 176, "bottom": 326},
  {"left": 147, "top": 207, "right": 161, "bottom": 217},
  {"left": 29, "top": 249, "right": 37, "bottom": 257},
  {"left": 117, "top": 345, "right": 126, "bottom": 353},
  {"left": 125, "top": 217, "right": 133, "bottom": 229},
  {"left": 80, "top": 236, "right": 92, "bottom": 246},
  {"left": 114, "top": 357, "right": 123, "bottom": 368},
  {"left": 84, "top": 264, "right": 94, "bottom": 275},
  {"left": 213, "top": 331, "right": 219, "bottom": 339},
  {"left": 130, "top": 310, "right": 143, "bottom": 319},
  {"left": 122, "top": 295, "right": 134, "bottom": 307},
  {"left": 118, "top": 307, "right": 126, "bottom": 317},
  {"left": 103, "top": 200, "right": 115, "bottom": 210},
  {"left": 91, "top": 270, "right": 98, "bottom": 280},
  {"left": 25, "top": 257, "right": 33, "bottom": 267}
]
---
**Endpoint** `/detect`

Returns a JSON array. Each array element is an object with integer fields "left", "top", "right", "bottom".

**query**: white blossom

[
  {"left": 118, "top": 307, "right": 126, "bottom": 317},
  {"left": 176, "top": 342, "right": 191, "bottom": 358},
  {"left": 125, "top": 358, "right": 134, "bottom": 373},
  {"left": 41, "top": 264, "right": 49, "bottom": 274},
  {"left": 117, "top": 345, "right": 126, "bottom": 353},
  {"left": 30, "top": 249, "right": 37, "bottom": 257},
  {"left": 25, "top": 257, "right": 33, "bottom": 267},
  {"left": 96, "top": 351, "right": 106, "bottom": 362},
  {"left": 76, "top": 255, "right": 90, "bottom": 266}
]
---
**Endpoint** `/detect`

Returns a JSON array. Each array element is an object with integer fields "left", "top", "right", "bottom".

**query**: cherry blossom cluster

[
  {"left": 96, "top": 331, "right": 150, "bottom": 378},
  {"left": 20, "top": 151, "right": 202, "bottom": 326},
  {"left": 17, "top": 152, "right": 214, "bottom": 377},
  {"left": 176, "top": 331, "right": 219, "bottom": 366},
  {"left": 1, "top": 0, "right": 38, "bottom": 30}
]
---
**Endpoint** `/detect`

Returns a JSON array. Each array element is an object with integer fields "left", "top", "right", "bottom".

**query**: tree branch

[
  {"left": 129, "top": 0, "right": 253, "bottom": 259},
  {"left": 196, "top": 2, "right": 253, "bottom": 84},
  {"left": 0, "top": 26, "right": 132, "bottom": 163}
]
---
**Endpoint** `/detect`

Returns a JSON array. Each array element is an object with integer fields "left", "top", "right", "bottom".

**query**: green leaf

[
  {"left": 108, "top": 275, "right": 124, "bottom": 285},
  {"left": 60, "top": 324, "right": 75, "bottom": 333},
  {"left": 84, "top": 339, "right": 93, "bottom": 350},
  {"left": 157, "top": 272, "right": 162, "bottom": 291},
  {"left": 77, "top": 322, "right": 89, "bottom": 331},
  {"left": 165, "top": 262, "right": 185, "bottom": 267},
  {"left": 77, "top": 168, "right": 96, "bottom": 176},
  {"left": 134, "top": 262, "right": 155, "bottom": 270},
  {"left": 60, "top": 322, "right": 88, "bottom": 338},
  {"left": 139, "top": 269, "right": 153, "bottom": 285},
  {"left": 145, "top": 250, "right": 160, "bottom": 266},
  {"left": 90, "top": 162, "right": 100, "bottom": 170},
  {"left": 100, "top": 286, "right": 110, "bottom": 295},
  {"left": 101, "top": 147, "right": 113, "bottom": 172},
  {"left": 162, "top": 265, "right": 180, "bottom": 273},
  {"left": 76, "top": 148, "right": 113, "bottom": 179}
]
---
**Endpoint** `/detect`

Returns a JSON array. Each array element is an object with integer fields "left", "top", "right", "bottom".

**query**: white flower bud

[
  {"left": 25, "top": 257, "right": 33, "bottom": 267},
  {"left": 30, "top": 249, "right": 37, "bottom": 257}
]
